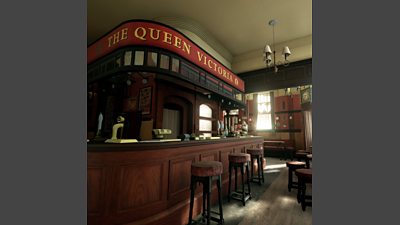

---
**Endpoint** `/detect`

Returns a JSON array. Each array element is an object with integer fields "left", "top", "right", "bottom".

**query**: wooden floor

[
  {"left": 193, "top": 157, "right": 312, "bottom": 225},
  {"left": 237, "top": 158, "right": 312, "bottom": 225}
]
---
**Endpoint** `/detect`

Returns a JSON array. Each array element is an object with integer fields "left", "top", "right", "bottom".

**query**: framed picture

[
  {"left": 301, "top": 87, "right": 312, "bottom": 104},
  {"left": 123, "top": 97, "right": 137, "bottom": 112},
  {"left": 139, "top": 87, "right": 152, "bottom": 114}
]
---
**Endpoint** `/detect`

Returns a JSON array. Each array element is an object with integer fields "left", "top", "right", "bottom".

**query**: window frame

[
  {"left": 256, "top": 92, "right": 273, "bottom": 130},
  {"left": 198, "top": 104, "right": 213, "bottom": 136}
]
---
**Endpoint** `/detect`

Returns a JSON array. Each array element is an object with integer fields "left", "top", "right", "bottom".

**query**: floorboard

[{"left": 195, "top": 157, "right": 313, "bottom": 225}]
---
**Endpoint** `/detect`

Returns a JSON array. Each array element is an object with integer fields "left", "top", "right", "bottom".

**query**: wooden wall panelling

[
  {"left": 199, "top": 151, "right": 219, "bottom": 162},
  {"left": 167, "top": 155, "right": 196, "bottom": 205},
  {"left": 294, "top": 131, "right": 306, "bottom": 150},
  {"left": 238, "top": 59, "right": 311, "bottom": 93},
  {"left": 220, "top": 147, "right": 234, "bottom": 195},
  {"left": 88, "top": 137, "right": 263, "bottom": 225},
  {"left": 291, "top": 94, "right": 301, "bottom": 110},
  {"left": 219, "top": 147, "right": 234, "bottom": 177},
  {"left": 112, "top": 160, "right": 168, "bottom": 223},
  {"left": 87, "top": 166, "right": 108, "bottom": 225},
  {"left": 293, "top": 112, "right": 303, "bottom": 130}
]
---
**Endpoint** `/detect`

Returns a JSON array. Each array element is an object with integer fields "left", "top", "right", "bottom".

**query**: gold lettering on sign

[
  {"left": 173, "top": 36, "right": 182, "bottom": 48},
  {"left": 207, "top": 59, "right": 213, "bottom": 69},
  {"left": 149, "top": 28, "right": 160, "bottom": 40},
  {"left": 121, "top": 28, "right": 128, "bottom": 40},
  {"left": 213, "top": 62, "right": 218, "bottom": 71},
  {"left": 107, "top": 28, "right": 128, "bottom": 47},
  {"left": 217, "top": 67, "right": 223, "bottom": 75},
  {"left": 96, "top": 23, "right": 242, "bottom": 89},
  {"left": 197, "top": 51, "right": 204, "bottom": 63},
  {"left": 113, "top": 32, "right": 120, "bottom": 45},
  {"left": 163, "top": 31, "right": 172, "bottom": 44},
  {"left": 108, "top": 36, "right": 113, "bottom": 47},
  {"left": 182, "top": 41, "right": 191, "bottom": 54},
  {"left": 134, "top": 27, "right": 147, "bottom": 40},
  {"left": 222, "top": 70, "right": 227, "bottom": 78},
  {"left": 227, "top": 72, "right": 233, "bottom": 81}
]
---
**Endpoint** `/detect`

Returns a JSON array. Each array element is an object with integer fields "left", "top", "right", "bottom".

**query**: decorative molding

[{"left": 153, "top": 16, "right": 233, "bottom": 66}]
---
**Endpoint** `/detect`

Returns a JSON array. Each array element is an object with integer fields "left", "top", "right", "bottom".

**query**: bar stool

[
  {"left": 228, "top": 153, "right": 252, "bottom": 206},
  {"left": 295, "top": 150, "right": 311, "bottom": 162},
  {"left": 295, "top": 168, "right": 312, "bottom": 211},
  {"left": 246, "top": 148, "right": 264, "bottom": 185},
  {"left": 286, "top": 161, "right": 306, "bottom": 192},
  {"left": 188, "top": 161, "right": 224, "bottom": 225}
]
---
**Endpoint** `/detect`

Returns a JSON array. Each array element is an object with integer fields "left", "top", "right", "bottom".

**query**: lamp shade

[
  {"left": 265, "top": 54, "right": 272, "bottom": 64},
  {"left": 264, "top": 45, "right": 272, "bottom": 54},
  {"left": 282, "top": 46, "right": 291, "bottom": 56}
]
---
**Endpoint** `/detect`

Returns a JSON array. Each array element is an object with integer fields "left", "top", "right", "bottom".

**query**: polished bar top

[{"left": 87, "top": 136, "right": 263, "bottom": 152}]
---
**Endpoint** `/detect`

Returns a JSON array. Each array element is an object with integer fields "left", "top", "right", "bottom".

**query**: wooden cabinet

[
  {"left": 274, "top": 96, "right": 291, "bottom": 112},
  {"left": 291, "top": 95, "right": 302, "bottom": 110},
  {"left": 274, "top": 94, "right": 302, "bottom": 131}
]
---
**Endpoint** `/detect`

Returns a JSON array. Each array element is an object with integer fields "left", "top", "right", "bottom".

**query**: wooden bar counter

[{"left": 88, "top": 136, "right": 263, "bottom": 225}]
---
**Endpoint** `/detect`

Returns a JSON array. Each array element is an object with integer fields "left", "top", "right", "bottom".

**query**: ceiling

[{"left": 88, "top": 0, "right": 312, "bottom": 73}]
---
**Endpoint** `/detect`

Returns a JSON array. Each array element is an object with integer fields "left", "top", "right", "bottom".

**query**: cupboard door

[{"left": 275, "top": 113, "right": 289, "bottom": 129}]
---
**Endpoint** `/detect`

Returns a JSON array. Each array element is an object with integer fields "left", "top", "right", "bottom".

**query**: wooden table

[
  {"left": 263, "top": 140, "right": 285, "bottom": 145},
  {"left": 263, "top": 140, "right": 294, "bottom": 160}
]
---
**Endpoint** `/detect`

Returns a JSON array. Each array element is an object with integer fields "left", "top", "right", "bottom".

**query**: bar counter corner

[{"left": 88, "top": 136, "right": 263, "bottom": 225}]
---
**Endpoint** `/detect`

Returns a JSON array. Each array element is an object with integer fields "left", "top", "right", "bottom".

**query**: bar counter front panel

[{"left": 88, "top": 136, "right": 263, "bottom": 225}]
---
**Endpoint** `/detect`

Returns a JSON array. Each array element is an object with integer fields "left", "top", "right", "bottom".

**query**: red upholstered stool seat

[
  {"left": 286, "top": 161, "right": 306, "bottom": 168},
  {"left": 295, "top": 168, "right": 312, "bottom": 183},
  {"left": 295, "top": 168, "right": 312, "bottom": 211},
  {"left": 286, "top": 161, "right": 306, "bottom": 192},
  {"left": 228, "top": 153, "right": 251, "bottom": 163},
  {"left": 191, "top": 161, "right": 223, "bottom": 177},
  {"left": 247, "top": 148, "right": 265, "bottom": 185}
]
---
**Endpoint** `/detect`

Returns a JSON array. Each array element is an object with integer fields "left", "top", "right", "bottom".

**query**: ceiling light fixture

[{"left": 263, "top": 19, "right": 291, "bottom": 73}]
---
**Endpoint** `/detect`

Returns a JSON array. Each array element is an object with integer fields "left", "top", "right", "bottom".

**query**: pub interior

[{"left": 87, "top": 2, "right": 312, "bottom": 225}]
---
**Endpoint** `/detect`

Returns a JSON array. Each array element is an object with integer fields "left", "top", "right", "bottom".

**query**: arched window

[{"left": 199, "top": 104, "right": 212, "bottom": 137}]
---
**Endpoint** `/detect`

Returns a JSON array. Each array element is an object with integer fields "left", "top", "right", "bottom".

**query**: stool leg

[
  {"left": 288, "top": 168, "right": 293, "bottom": 192},
  {"left": 206, "top": 177, "right": 211, "bottom": 225},
  {"left": 301, "top": 181, "right": 307, "bottom": 211},
  {"left": 261, "top": 156, "right": 265, "bottom": 183},
  {"left": 234, "top": 166, "right": 238, "bottom": 192},
  {"left": 250, "top": 157, "right": 254, "bottom": 181},
  {"left": 217, "top": 175, "right": 224, "bottom": 224},
  {"left": 228, "top": 163, "right": 232, "bottom": 202},
  {"left": 241, "top": 164, "right": 245, "bottom": 206},
  {"left": 246, "top": 163, "right": 251, "bottom": 199},
  {"left": 202, "top": 182, "right": 207, "bottom": 222},
  {"left": 297, "top": 178, "right": 302, "bottom": 203},
  {"left": 188, "top": 176, "right": 195, "bottom": 225},
  {"left": 257, "top": 156, "right": 262, "bottom": 185}
]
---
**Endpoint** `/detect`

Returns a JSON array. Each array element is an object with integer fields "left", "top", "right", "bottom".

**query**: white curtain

[{"left": 303, "top": 110, "right": 313, "bottom": 152}]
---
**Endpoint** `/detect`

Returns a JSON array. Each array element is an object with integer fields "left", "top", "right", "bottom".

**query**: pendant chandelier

[{"left": 263, "top": 19, "right": 291, "bottom": 73}]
